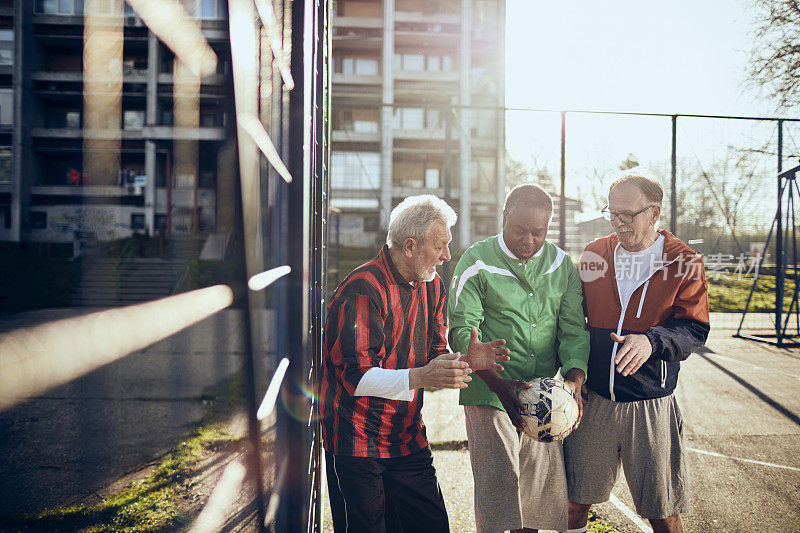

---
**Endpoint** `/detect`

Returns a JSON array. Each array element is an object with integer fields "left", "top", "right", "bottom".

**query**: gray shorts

[
  {"left": 464, "top": 404, "right": 568, "bottom": 533},
  {"left": 563, "top": 390, "right": 689, "bottom": 519}
]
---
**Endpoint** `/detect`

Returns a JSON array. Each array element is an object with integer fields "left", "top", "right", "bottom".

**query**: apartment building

[
  {"left": 1, "top": 0, "right": 236, "bottom": 244},
  {"left": 331, "top": 0, "right": 506, "bottom": 250}
]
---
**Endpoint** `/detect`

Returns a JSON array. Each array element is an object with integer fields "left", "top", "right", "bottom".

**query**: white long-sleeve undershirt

[{"left": 354, "top": 367, "right": 415, "bottom": 401}]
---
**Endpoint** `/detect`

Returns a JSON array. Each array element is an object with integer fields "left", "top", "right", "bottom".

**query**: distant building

[
  {"left": 1, "top": 0, "right": 237, "bottom": 244},
  {"left": 331, "top": 0, "right": 506, "bottom": 249}
]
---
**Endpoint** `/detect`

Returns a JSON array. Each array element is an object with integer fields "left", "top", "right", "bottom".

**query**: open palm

[{"left": 465, "top": 326, "right": 510, "bottom": 371}]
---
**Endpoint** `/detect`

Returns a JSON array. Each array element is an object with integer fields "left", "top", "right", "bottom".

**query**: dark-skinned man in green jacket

[{"left": 448, "top": 184, "right": 590, "bottom": 533}]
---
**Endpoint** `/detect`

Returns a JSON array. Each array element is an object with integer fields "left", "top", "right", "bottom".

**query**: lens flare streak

[
  {"left": 0, "top": 285, "right": 234, "bottom": 410},
  {"left": 253, "top": 0, "right": 295, "bottom": 90},
  {"left": 189, "top": 461, "right": 247, "bottom": 533},
  {"left": 248, "top": 265, "right": 291, "bottom": 291},
  {"left": 238, "top": 113, "right": 293, "bottom": 183},
  {"left": 264, "top": 457, "right": 288, "bottom": 525},
  {"left": 257, "top": 357, "right": 290, "bottom": 420},
  {"left": 126, "top": 0, "right": 217, "bottom": 78}
]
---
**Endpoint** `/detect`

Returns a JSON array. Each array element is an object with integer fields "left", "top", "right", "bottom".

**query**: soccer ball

[{"left": 517, "top": 378, "right": 579, "bottom": 442}]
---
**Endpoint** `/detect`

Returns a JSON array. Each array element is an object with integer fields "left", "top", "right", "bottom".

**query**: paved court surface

[
  {"left": 2, "top": 308, "right": 798, "bottom": 532},
  {"left": 0, "top": 308, "right": 252, "bottom": 517},
  {"left": 325, "top": 313, "right": 800, "bottom": 532}
]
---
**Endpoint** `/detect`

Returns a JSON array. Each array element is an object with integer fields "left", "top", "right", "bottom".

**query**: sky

[{"left": 503, "top": 0, "right": 785, "bottom": 212}]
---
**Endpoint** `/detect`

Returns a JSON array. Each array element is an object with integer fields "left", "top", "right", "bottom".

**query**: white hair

[{"left": 386, "top": 195, "right": 457, "bottom": 247}]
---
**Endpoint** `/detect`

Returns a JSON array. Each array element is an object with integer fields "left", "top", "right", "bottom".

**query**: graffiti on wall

[{"left": 50, "top": 207, "right": 130, "bottom": 240}]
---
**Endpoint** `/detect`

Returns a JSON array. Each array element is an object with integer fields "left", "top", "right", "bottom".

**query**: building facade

[
  {"left": 1, "top": 0, "right": 237, "bottom": 244},
  {"left": 331, "top": 0, "right": 506, "bottom": 250}
]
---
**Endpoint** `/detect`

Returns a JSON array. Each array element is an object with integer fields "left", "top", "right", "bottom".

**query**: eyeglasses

[{"left": 601, "top": 205, "right": 654, "bottom": 223}]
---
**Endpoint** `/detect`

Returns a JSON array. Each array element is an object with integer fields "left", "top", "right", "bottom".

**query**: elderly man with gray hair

[
  {"left": 565, "top": 168, "right": 710, "bottom": 533},
  {"left": 321, "top": 194, "right": 511, "bottom": 533}
]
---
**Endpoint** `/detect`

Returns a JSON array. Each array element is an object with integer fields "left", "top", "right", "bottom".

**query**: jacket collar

[
  {"left": 497, "top": 233, "right": 546, "bottom": 261},
  {"left": 605, "top": 229, "right": 699, "bottom": 263}
]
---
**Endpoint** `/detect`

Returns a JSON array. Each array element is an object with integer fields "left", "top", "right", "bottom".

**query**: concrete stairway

[
  {"left": 69, "top": 235, "right": 208, "bottom": 307},
  {"left": 68, "top": 257, "right": 184, "bottom": 307}
]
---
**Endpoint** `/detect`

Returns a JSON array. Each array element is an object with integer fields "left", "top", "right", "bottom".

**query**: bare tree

[
  {"left": 683, "top": 147, "right": 764, "bottom": 254},
  {"left": 749, "top": 1, "right": 800, "bottom": 111}
]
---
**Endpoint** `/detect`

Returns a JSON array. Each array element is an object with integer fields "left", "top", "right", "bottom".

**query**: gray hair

[
  {"left": 609, "top": 167, "right": 664, "bottom": 206},
  {"left": 387, "top": 195, "right": 457, "bottom": 247}
]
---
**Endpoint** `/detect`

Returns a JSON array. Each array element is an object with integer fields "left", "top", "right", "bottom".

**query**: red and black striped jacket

[{"left": 321, "top": 244, "right": 449, "bottom": 458}]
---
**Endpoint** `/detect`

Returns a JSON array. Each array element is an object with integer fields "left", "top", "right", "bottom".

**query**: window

[
  {"left": 363, "top": 216, "right": 379, "bottom": 232},
  {"left": 442, "top": 55, "right": 452, "bottom": 71},
  {"left": 65, "top": 112, "right": 81, "bottom": 129},
  {"left": 37, "top": 0, "right": 114, "bottom": 14},
  {"left": 400, "top": 54, "right": 424, "bottom": 71},
  {"left": 35, "top": 0, "right": 58, "bottom": 13},
  {"left": 46, "top": 110, "right": 81, "bottom": 128},
  {"left": 161, "top": 110, "right": 174, "bottom": 126},
  {"left": 342, "top": 57, "right": 354, "bottom": 74},
  {"left": 0, "top": 147, "right": 11, "bottom": 182},
  {"left": 131, "top": 213, "right": 145, "bottom": 230},
  {"left": 355, "top": 58, "right": 378, "bottom": 75},
  {"left": 200, "top": 112, "right": 217, "bottom": 127},
  {"left": 181, "top": 0, "right": 222, "bottom": 18},
  {"left": 341, "top": 56, "right": 378, "bottom": 75},
  {"left": 426, "top": 109, "right": 440, "bottom": 128},
  {"left": 396, "top": 53, "right": 452, "bottom": 73},
  {"left": 30, "top": 212, "right": 47, "bottom": 230},
  {"left": 425, "top": 168, "right": 440, "bottom": 188},
  {"left": 331, "top": 152, "right": 380, "bottom": 190},
  {"left": 470, "top": 157, "right": 496, "bottom": 194},
  {"left": 123, "top": 110, "right": 145, "bottom": 130},
  {"left": 0, "top": 90, "right": 12, "bottom": 126},
  {"left": 0, "top": 30, "right": 12, "bottom": 66},
  {"left": 393, "top": 108, "right": 424, "bottom": 130},
  {"left": 470, "top": 109, "right": 497, "bottom": 138}
]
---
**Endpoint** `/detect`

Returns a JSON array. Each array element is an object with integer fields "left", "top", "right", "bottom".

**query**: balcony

[
  {"left": 332, "top": 130, "right": 381, "bottom": 143},
  {"left": 333, "top": 16, "right": 383, "bottom": 29},
  {"left": 332, "top": 72, "right": 382, "bottom": 86},
  {"left": 393, "top": 127, "right": 444, "bottom": 141},
  {"left": 32, "top": 71, "right": 148, "bottom": 84},
  {"left": 29, "top": 126, "right": 226, "bottom": 141},
  {"left": 394, "top": 70, "right": 459, "bottom": 83},
  {"left": 394, "top": 11, "right": 459, "bottom": 25}
]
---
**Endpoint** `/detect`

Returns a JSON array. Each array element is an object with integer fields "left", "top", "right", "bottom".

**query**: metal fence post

[
  {"left": 559, "top": 111, "right": 566, "bottom": 250},
  {"left": 671, "top": 115, "right": 677, "bottom": 234}
]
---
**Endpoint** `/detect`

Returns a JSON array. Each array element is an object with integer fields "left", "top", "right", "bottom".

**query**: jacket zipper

[{"left": 610, "top": 245, "right": 679, "bottom": 400}]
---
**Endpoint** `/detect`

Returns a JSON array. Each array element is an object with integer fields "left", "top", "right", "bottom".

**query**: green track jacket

[{"left": 448, "top": 235, "right": 590, "bottom": 411}]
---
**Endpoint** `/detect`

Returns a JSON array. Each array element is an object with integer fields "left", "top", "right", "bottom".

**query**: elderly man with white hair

[{"left": 321, "top": 195, "right": 511, "bottom": 533}]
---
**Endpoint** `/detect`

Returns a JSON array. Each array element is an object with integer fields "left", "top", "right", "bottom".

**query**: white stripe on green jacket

[{"left": 447, "top": 235, "right": 590, "bottom": 411}]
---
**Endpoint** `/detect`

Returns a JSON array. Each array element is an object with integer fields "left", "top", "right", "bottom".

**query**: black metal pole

[
  {"left": 277, "top": 0, "right": 312, "bottom": 528},
  {"left": 444, "top": 102, "right": 452, "bottom": 206},
  {"left": 671, "top": 115, "right": 677, "bottom": 233},
  {"left": 559, "top": 111, "right": 566, "bottom": 250},
  {"left": 233, "top": 144, "right": 268, "bottom": 532},
  {"left": 777, "top": 120, "right": 784, "bottom": 345}
]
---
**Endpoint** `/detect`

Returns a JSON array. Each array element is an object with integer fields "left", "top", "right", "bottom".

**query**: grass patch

[
  {"left": 3, "top": 374, "right": 248, "bottom": 532},
  {"left": 588, "top": 509, "right": 621, "bottom": 533},
  {"left": 707, "top": 273, "right": 798, "bottom": 312}
]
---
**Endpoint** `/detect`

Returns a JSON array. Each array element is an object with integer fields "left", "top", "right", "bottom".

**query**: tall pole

[
  {"left": 444, "top": 102, "right": 452, "bottom": 205},
  {"left": 670, "top": 115, "right": 677, "bottom": 233},
  {"left": 777, "top": 120, "right": 784, "bottom": 344},
  {"left": 559, "top": 111, "right": 566, "bottom": 250}
]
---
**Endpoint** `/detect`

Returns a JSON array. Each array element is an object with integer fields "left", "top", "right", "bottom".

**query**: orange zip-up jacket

[{"left": 579, "top": 230, "right": 710, "bottom": 402}]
